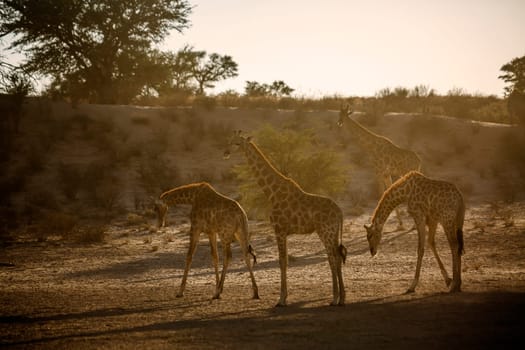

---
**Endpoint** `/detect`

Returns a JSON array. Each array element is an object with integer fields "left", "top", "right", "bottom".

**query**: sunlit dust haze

[{"left": 162, "top": 0, "right": 525, "bottom": 97}]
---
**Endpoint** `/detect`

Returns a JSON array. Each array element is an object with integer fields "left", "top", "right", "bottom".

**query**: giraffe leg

[
  {"left": 208, "top": 233, "right": 220, "bottom": 293},
  {"left": 406, "top": 217, "right": 426, "bottom": 294},
  {"left": 336, "top": 249, "right": 345, "bottom": 306},
  {"left": 275, "top": 232, "right": 288, "bottom": 307},
  {"left": 444, "top": 224, "right": 462, "bottom": 293},
  {"left": 214, "top": 241, "right": 232, "bottom": 299},
  {"left": 240, "top": 238, "right": 260, "bottom": 299},
  {"left": 320, "top": 232, "right": 345, "bottom": 306},
  {"left": 177, "top": 228, "right": 199, "bottom": 298},
  {"left": 427, "top": 220, "right": 452, "bottom": 287}
]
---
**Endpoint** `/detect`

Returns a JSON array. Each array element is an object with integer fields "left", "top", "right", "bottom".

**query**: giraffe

[
  {"left": 224, "top": 130, "right": 347, "bottom": 306},
  {"left": 338, "top": 104, "right": 421, "bottom": 229},
  {"left": 155, "top": 182, "right": 259, "bottom": 300},
  {"left": 364, "top": 171, "right": 465, "bottom": 293}
]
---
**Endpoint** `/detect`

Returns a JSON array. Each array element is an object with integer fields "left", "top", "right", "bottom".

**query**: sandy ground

[{"left": 1, "top": 201, "right": 524, "bottom": 349}]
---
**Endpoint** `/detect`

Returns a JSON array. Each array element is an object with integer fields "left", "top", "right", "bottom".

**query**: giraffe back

[
  {"left": 405, "top": 172, "right": 464, "bottom": 228},
  {"left": 191, "top": 185, "right": 249, "bottom": 242}
]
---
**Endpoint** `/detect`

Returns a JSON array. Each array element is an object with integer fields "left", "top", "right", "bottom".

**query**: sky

[{"left": 162, "top": 0, "right": 525, "bottom": 97}]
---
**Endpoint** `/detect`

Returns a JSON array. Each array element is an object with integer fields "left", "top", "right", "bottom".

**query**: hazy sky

[{"left": 163, "top": 0, "right": 525, "bottom": 97}]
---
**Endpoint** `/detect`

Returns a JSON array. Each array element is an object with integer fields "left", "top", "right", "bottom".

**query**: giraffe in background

[
  {"left": 224, "top": 130, "right": 347, "bottom": 306},
  {"left": 338, "top": 104, "right": 421, "bottom": 229},
  {"left": 155, "top": 182, "right": 259, "bottom": 300},
  {"left": 365, "top": 171, "right": 465, "bottom": 293}
]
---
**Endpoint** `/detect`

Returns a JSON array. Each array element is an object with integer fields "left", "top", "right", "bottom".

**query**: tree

[
  {"left": 150, "top": 46, "right": 238, "bottom": 97},
  {"left": 244, "top": 80, "right": 294, "bottom": 97},
  {"left": 0, "top": 0, "right": 192, "bottom": 104},
  {"left": 499, "top": 56, "right": 525, "bottom": 124},
  {"left": 244, "top": 81, "right": 270, "bottom": 97},
  {"left": 191, "top": 51, "right": 238, "bottom": 95},
  {"left": 499, "top": 55, "right": 525, "bottom": 96}
]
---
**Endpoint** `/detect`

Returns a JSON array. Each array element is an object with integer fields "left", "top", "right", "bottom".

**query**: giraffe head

[
  {"left": 223, "top": 130, "right": 251, "bottom": 159},
  {"left": 364, "top": 222, "right": 382, "bottom": 256},
  {"left": 337, "top": 104, "right": 353, "bottom": 127}
]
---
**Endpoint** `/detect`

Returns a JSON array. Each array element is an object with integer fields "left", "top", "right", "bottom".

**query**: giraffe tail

[
  {"left": 339, "top": 244, "right": 347, "bottom": 264},
  {"left": 248, "top": 244, "right": 257, "bottom": 265},
  {"left": 338, "top": 215, "right": 347, "bottom": 264}
]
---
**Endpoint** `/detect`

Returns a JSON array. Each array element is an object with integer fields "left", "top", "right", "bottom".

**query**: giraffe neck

[
  {"left": 160, "top": 183, "right": 206, "bottom": 206},
  {"left": 243, "top": 141, "right": 295, "bottom": 198},
  {"left": 342, "top": 115, "right": 381, "bottom": 150},
  {"left": 371, "top": 175, "right": 414, "bottom": 229}
]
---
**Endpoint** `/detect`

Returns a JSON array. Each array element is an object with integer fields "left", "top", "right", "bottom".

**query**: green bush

[{"left": 233, "top": 124, "right": 349, "bottom": 218}]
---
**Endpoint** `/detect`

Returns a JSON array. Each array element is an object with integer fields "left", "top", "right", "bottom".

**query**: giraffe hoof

[
  {"left": 252, "top": 293, "right": 260, "bottom": 300},
  {"left": 176, "top": 293, "right": 184, "bottom": 298},
  {"left": 404, "top": 288, "right": 415, "bottom": 295},
  {"left": 445, "top": 277, "right": 452, "bottom": 286},
  {"left": 212, "top": 294, "right": 221, "bottom": 300},
  {"left": 275, "top": 302, "right": 287, "bottom": 307}
]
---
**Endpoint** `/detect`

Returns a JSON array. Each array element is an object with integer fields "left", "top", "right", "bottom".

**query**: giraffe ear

[{"left": 246, "top": 136, "right": 252, "bottom": 142}]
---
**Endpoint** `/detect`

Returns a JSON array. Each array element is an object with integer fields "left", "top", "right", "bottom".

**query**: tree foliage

[
  {"left": 499, "top": 55, "right": 525, "bottom": 96},
  {"left": 156, "top": 46, "right": 238, "bottom": 96},
  {"left": 244, "top": 80, "right": 294, "bottom": 97},
  {"left": 0, "top": 0, "right": 192, "bottom": 104},
  {"left": 499, "top": 55, "right": 525, "bottom": 124}
]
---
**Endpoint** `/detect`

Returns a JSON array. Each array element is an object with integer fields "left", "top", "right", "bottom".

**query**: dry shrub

[
  {"left": 127, "top": 213, "right": 146, "bottom": 226},
  {"left": 193, "top": 95, "right": 217, "bottom": 111},
  {"left": 208, "top": 119, "right": 234, "bottom": 146},
  {"left": 406, "top": 115, "right": 447, "bottom": 146},
  {"left": 57, "top": 162, "right": 83, "bottom": 200},
  {"left": 495, "top": 128, "right": 525, "bottom": 202},
  {"left": 131, "top": 116, "right": 150, "bottom": 126},
  {"left": 74, "top": 224, "right": 106, "bottom": 244},
  {"left": 32, "top": 210, "right": 78, "bottom": 241},
  {"left": 137, "top": 156, "right": 182, "bottom": 194},
  {"left": 158, "top": 109, "right": 181, "bottom": 123}
]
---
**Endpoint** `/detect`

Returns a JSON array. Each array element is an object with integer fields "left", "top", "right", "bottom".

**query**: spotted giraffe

[
  {"left": 224, "top": 130, "right": 347, "bottom": 306},
  {"left": 338, "top": 104, "right": 421, "bottom": 229},
  {"left": 155, "top": 182, "right": 259, "bottom": 300},
  {"left": 365, "top": 171, "right": 465, "bottom": 293}
]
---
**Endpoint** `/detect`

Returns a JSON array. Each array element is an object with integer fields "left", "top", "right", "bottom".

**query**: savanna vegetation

[{"left": 1, "top": 1, "right": 524, "bottom": 242}]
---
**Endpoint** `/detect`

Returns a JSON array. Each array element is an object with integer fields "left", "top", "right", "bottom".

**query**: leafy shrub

[{"left": 233, "top": 125, "right": 349, "bottom": 218}]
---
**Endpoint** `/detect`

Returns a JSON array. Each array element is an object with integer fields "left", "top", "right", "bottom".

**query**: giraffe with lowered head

[
  {"left": 155, "top": 182, "right": 259, "bottom": 300},
  {"left": 338, "top": 104, "right": 421, "bottom": 229},
  {"left": 365, "top": 171, "right": 465, "bottom": 293},
  {"left": 224, "top": 130, "right": 347, "bottom": 306}
]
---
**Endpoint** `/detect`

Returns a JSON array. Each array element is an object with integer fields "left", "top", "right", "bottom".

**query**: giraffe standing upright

[
  {"left": 155, "top": 182, "right": 259, "bottom": 300},
  {"left": 338, "top": 105, "right": 421, "bottom": 228},
  {"left": 224, "top": 130, "right": 347, "bottom": 306},
  {"left": 365, "top": 171, "right": 465, "bottom": 293}
]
